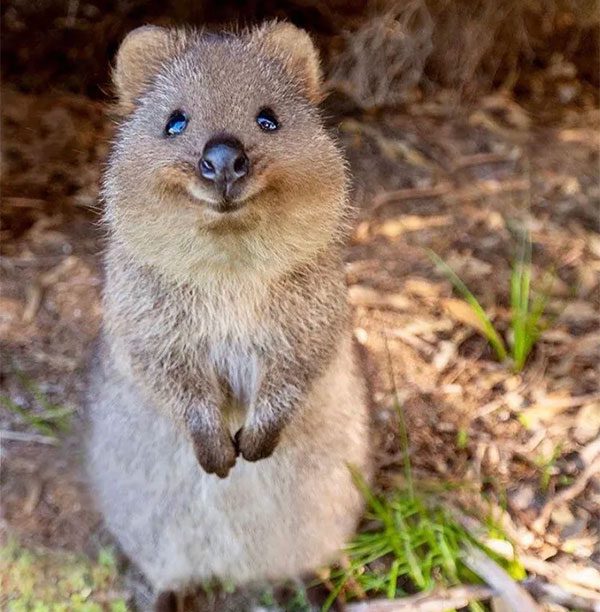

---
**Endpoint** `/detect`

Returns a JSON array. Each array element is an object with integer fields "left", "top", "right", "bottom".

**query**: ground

[{"left": 0, "top": 81, "right": 599, "bottom": 610}]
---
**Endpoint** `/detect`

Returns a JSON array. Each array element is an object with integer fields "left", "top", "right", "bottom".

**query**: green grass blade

[
  {"left": 428, "top": 250, "right": 508, "bottom": 362},
  {"left": 509, "top": 231, "right": 552, "bottom": 372},
  {"left": 0, "top": 395, "right": 56, "bottom": 436},
  {"left": 2, "top": 368, "right": 72, "bottom": 435},
  {"left": 393, "top": 507, "right": 426, "bottom": 589},
  {"left": 383, "top": 335, "right": 414, "bottom": 498},
  {"left": 386, "top": 559, "right": 401, "bottom": 599},
  {"left": 321, "top": 575, "right": 349, "bottom": 612}
]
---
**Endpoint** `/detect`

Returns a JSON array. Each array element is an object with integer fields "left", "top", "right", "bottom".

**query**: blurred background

[{"left": 1, "top": 1, "right": 599, "bottom": 610}]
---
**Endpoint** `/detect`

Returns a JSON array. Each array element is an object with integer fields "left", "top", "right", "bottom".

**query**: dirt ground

[{"left": 1, "top": 16, "right": 599, "bottom": 612}]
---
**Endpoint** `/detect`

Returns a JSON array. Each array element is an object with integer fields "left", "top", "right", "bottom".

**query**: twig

[
  {"left": 344, "top": 584, "right": 494, "bottom": 611},
  {"left": 448, "top": 504, "right": 600, "bottom": 596},
  {"left": 580, "top": 436, "right": 600, "bottom": 466},
  {"left": 452, "top": 152, "right": 519, "bottom": 171},
  {"left": 2, "top": 196, "right": 48, "bottom": 207},
  {"left": 525, "top": 578, "right": 600, "bottom": 612},
  {"left": 0, "top": 430, "right": 58, "bottom": 445},
  {"left": 517, "top": 555, "right": 600, "bottom": 601},
  {"left": 532, "top": 455, "right": 600, "bottom": 532},
  {"left": 371, "top": 176, "right": 529, "bottom": 214},
  {"left": 372, "top": 184, "right": 451, "bottom": 210},
  {"left": 462, "top": 545, "right": 541, "bottom": 611},
  {"left": 386, "top": 328, "right": 435, "bottom": 357},
  {"left": 22, "top": 256, "right": 78, "bottom": 323}
]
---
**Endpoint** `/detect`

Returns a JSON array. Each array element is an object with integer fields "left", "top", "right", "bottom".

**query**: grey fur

[{"left": 87, "top": 21, "right": 370, "bottom": 602}]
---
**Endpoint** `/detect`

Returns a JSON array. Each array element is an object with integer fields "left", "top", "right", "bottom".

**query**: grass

[
  {"left": 534, "top": 443, "right": 563, "bottom": 493},
  {"left": 0, "top": 369, "right": 72, "bottom": 437},
  {"left": 0, "top": 539, "right": 127, "bottom": 612},
  {"left": 320, "top": 396, "right": 525, "bottom": 611},
  {"left": 321, "top": 473, "right": 524, "bottom": 611},
  {"left": 427, "top": 231, "right": 551, "bottom": 372}
]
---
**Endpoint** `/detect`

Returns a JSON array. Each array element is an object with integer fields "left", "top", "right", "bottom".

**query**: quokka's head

[{"left": 104, "top": 22, "right": 348, "bottom": 278}]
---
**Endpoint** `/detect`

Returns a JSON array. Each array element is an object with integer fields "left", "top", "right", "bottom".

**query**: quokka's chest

[{"left": 172, "top": 295, "right": 272, "bottom": 401}]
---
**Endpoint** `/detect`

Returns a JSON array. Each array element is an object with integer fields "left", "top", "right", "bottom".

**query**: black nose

[{"left": 199, "top": 137, "right": 249, "bottom": 199}]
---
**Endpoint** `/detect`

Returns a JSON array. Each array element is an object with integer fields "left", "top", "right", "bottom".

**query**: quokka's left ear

[
  {"left": 113, "top": 25, "right": 189, "bottom": 113},
  {"left": 255, "top": 21, "right": 323, "bottom": 103}
]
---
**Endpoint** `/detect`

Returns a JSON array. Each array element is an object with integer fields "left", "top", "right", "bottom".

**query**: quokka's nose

[{"left": 199, "top": 137, "right": 249, "bottom": 198}]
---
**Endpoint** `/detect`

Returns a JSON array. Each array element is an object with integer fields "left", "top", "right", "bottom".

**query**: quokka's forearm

[
  {"left": 238, "top": 306, "right": 348, "bottom": 460},
  {"left": 117, "top": 340, "right": 238, "bottom": 477}
]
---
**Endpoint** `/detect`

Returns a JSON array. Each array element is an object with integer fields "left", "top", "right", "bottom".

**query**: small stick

[
  {"left": 344, "top": 584, "right": 494, "bottom": 611},
  {"left": 462, "top": 545, "right": 541, "bottom": 611},
  {"left": 525, "top": 578, "right": 600, "bottom": 612},
  {"left": 532, "top": 455, "right": 600, "bottom": 532},
  {"left": 0, "top": 430, "right": 57, "bottom": 445},
  {"left": 372, "top": 184, "right": 451, "bottom": 210}
]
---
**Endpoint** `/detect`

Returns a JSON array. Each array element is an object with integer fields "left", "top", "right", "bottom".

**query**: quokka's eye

[
  {"left": 256, "top": 108, "right": 279, "bottom": 132},
  {"left": 165, "top": 111, "right": 188, "bottom": 136}
]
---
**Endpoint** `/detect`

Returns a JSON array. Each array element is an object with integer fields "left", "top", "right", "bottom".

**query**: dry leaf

[
  {"left": 442, "top": 298, "right": 488, "bottom": 335},
  {"left": 375, "top": 215, "right": 451, "bottom": 238},
  {"left": 349, "top": 285, "right": 412, "bottom": 311},
  {"left": 403, "top": 276, "right": 446, "bottom": 299},
  {"left": 573, "top": 402, "right": 600, "bottom": 444}
]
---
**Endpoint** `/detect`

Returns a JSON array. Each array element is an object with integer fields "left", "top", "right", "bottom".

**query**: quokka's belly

[{"left": 87, "top": 339, "right": 370, "bottom": 590}]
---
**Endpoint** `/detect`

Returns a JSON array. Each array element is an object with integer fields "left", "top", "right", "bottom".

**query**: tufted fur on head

[
  {"left": 253, "top": 21, "right": 324, "bottom": 103},
  {"left": 113, "top": 26, "right": 191, "bottom": 112},
  {"left": 104, "top": 21, "right": 348, "bottom": 287},
  {"left": 114, "top": 21, "right": 323, "bottom": 112}
]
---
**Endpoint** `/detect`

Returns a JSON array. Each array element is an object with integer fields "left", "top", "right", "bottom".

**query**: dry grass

[
  {"left": 326, "top": 0, "right": 599, "bottom": 109},
  {"left": 326, "top": 1, "right": 434, "bottom": 110}
]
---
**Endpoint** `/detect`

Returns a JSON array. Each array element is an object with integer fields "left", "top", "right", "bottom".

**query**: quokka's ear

[
  {"left": 257, "top": 21, "right": 323, "bottom": 103},
  {"left": 113, "top": 25, "right": 188, "bottom": 112}
]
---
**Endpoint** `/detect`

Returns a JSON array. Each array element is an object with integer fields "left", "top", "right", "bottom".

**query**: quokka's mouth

[
  {"left": 187, "top": 182, "right": 244, "bottom": 208},
  {"left": 187, "top": 179, "right": 265, "bottom": 216},
  {"left": 209, "top": 199, "right": 247, "bottom": 214}
]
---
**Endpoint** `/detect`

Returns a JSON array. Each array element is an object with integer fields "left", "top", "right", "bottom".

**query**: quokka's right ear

[{"left": 113, "top": 25, "right": 187, "bottom": 112}]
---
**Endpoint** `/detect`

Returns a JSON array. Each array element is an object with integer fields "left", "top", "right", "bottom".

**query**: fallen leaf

[
  {"left": 349, "top": 285, "right": 412, "bottom": 311},
  {"left": 375, "top": 214, "right": 451, "bottom": 238},
  {"left": 573, "top": 402, "right": 600, "bottom": 444},
  {"left": 433, "top": 340, "right": 457, "bottom": 371},
  {"left": 403, "top": 276, "right": 445, "bottom": 299},
  {"left": 442, "top": 298, "right": 489, "bottom": 335}
]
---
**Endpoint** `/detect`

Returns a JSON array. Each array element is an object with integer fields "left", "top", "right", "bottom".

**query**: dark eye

[
  {"left": 256, "top": 108, "right": 279, "bottom": 132},
  {"left": 165, "top": 111, "right": 188, "bottom": 137}
]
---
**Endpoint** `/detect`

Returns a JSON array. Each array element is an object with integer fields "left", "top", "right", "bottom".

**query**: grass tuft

[
  {"left": 427, "top": 250, "right": 508, "bottom": 363},
  {"left": 427, "top": 232, "right": 552, "bottom": 372},
  {"left": 0, "top": 538, "right": 127, "bottom": 611},
  {"left": 321, "top": 470, "right": 524, "bottom": 611},
  {"left": 320, "top": 393, "right": 524, "bottom": 611},
  {"left": 509, "top": 233, "right": 552, "bottom": 372},
  {"left": 1, "top": 369, "right": 72, "bottom": 437}
]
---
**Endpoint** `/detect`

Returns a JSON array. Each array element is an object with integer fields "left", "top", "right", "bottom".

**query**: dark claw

[
  {"left": 190, "top": 430, "right": 237, "bottom": 478},
  {"left": 233, "top": 429, "right": 242, "bottom": 456},
  {"left": 237, "top": 427, "right": 280, "bottom": 463},
  {"left": 155, "top": 590, "right": 178, "bottom": 612}
]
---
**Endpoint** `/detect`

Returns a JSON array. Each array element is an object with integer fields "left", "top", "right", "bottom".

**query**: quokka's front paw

[
  {"left": 235, "top": 425, "right": 280, "bottom": 463},
  {"left": 154, "top": 590, "right": 178, "bottom": 612},
  {"left": 190, "top": 427, "right": 237, "bottom": 478}
]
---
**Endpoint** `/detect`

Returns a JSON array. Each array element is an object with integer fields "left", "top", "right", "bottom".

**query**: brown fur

[{"left": 87, "top": 21, "right": 371, "bottom": 603}]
